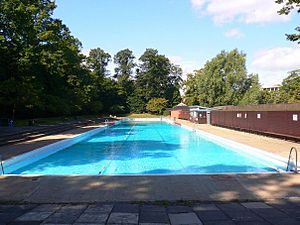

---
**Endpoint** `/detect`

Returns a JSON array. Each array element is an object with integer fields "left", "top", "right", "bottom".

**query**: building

[
  {"left": 168, "top": 103, "right": 210, "bottom": 123},
  {"left": 262, "top": 85, "right": 280, "bottom": 92},
  {"left": 189, "top": 107, "right": 211, "bottom": 124},
  {"left": 168, "top": 103, "right": 190, "bottom": 120}
]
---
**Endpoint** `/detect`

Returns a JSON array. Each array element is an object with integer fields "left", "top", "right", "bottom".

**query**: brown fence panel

[{"left": 211, "top": 110, "right": 300, "bottom": 140}]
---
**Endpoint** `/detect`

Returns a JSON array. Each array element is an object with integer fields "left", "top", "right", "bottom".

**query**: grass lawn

[{"left": 124, "top": 113, "right": 163, "bottom": 118}]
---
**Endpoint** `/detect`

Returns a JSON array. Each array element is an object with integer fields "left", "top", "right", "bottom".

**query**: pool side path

[
  {"left": 176, "top": 118, "right": 300, "bottom": 163},
  {"left": 0, "top": 173, "right": 300, "bottom": 203}
]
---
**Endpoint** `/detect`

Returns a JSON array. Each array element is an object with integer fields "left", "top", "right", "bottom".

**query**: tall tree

[
  {"left": 131, "top": 48, "right": 182, "bottom": 112},
  {"left": 114, "top": 48, "right": 135, "bottom": 79},
  {"left": 136, "top": 48, "right": 170, "bottom": 101},
  {"left": 113, "top": 49, "right": 135, "bottom": 112},
  {"left": 86, "top": 48, "right": 122, "bottom": 114},
  {"left": 239, "top": 74, "right": 262, "bottom": 105},
  {"left": 183, "top": 73, "right": 200, "bottom": 105},
  {"left": 276, "top": 0, "right": 300, "bottom": 43},
  {"left": 280, "top": 69, "right": 300, "bottom": 102},
  {"left": 184, "top": 49, "right": 260, "bottom": 107},
  {"left": 0, "top": 0, "right": 86, "bottom": 118},
  {"left": 166, "top": 64, "right": 183, "bottom": 107},
  {"left": 87, "top": 48, "right": 111, "bottom": 77}
]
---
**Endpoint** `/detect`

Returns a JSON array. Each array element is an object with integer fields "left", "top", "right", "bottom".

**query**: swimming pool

[{"left": 6, "top": 120, "right": 287, "bottom": 175}]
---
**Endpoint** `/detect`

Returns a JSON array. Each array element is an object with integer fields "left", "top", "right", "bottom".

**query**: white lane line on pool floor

[
  {"left": 98, "top": 122, "right": 136, "bottom": 175},
  {"left": 154, "top": 125, "right": 185, "bottom": 170}
]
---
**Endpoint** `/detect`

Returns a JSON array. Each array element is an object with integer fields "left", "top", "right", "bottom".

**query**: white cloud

[
  {"left": 224, "top": 28, "right": 244, "bottom": 38},
  {"left": 250, "top": 47, "right": 300, "bottom": 86},
  {"left": 191, "top": 0, "right": 291, "bottom": 25},
  {"left": 169, "top": 56, "right": 199, "bottom": 80}
]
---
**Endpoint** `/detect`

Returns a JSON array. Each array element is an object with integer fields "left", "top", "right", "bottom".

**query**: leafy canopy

[
  {"left": 146, "top": 98, "right": 168, "bottom": 114},
  {"left": 276, "top": 0, "right": 300, "bottom": 43}
]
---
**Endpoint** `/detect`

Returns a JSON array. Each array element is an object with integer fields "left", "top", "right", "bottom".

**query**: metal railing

[{"left": 286, "top": 147, "right": 298, "bottom": 173}]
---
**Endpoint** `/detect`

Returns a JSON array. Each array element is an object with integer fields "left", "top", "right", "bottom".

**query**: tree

[
  {"left": 239, "top": 74, "right": 262, "bottom": 105},
  {"left": 276, "top": 0, "right": 300, "bottom": 43},
  {"left": 0, "top": 0, "right": 87, "bottom": 118},
  {"left": 131, "top": 48, "right": 182, "bottom": 112},
  {"left": 166, "top": 64, "right": 183, "bottom": 107},
  {"left": 280, "top": 69, "right": 300, "bottom": 102},
  {"left": 85, "top": 48, "right": 127, "bottom": 114},
  {"left": 113, "top": 49, "right": 135, "bottom": 112},
  {"left": 184, "top": 49, "right": 253, "bottom": 107},
  {"left": 87, "top": 48, "right": 111, "bottom": 77},
  {"left": 114, "top": 48, "right": 135, "bottom": 79},
  {"left": 146, "top": 98, "right": 168, "bottom": 114},
  {"left": 183, "top": 72, "right": 200, "bottom": 105}
]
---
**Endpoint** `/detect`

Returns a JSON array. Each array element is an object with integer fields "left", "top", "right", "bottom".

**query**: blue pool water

[{"left": 12, "top": 121, "right": 281, "bottom": 175}]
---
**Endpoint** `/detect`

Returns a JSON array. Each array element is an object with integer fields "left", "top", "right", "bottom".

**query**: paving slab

[
  {"left": 0, "top": 212, "right": 25, "bottom": 223},
  {"left": 15, "top": 211, "right": 52, "bottom": 221},
  {"left": 139, "top": 211, "right": 169, "bottom": 223},
  {"left": 43, "top": 212, "right": 81, "bottom": 224},
  {"left": 141, "top": 205, "right": 166, "bottom": 212},
  {"left": 107, "top": 212, "right": 139, "bottom": 224},
  {"left": 140, "top": 223, "right": 170, "bottom": 225},
  {"left": 193, "top": 204, "right": 219, "bottom": 211},
  {"left": 169, "top": 212, "right": 203, "bottom": 225},
  {"left": 196, "top": 210, "right": 229, "bottom": 222},
  {"left": 265, "top": 217, "right": 300, "bottom": 225},
  {"left": 9, "top": 221, "right": 41, "bottom": 225},
  {"left": 216, "top": 203, "right": 248, "bottom": 212},
  {"left": 112, "top": 203, "right": 139, "bottom": 213},
  {"left": 204, "top": 221, "right": 235, "bottom": 225},
  {"left": 225, "top": 210, "right": 263, "bottom": 222},
  {"left": 30, "top": 204, "right": 61, "bottom": 213},
  {"left": 234, "top": 222, "right": 271, "bottom": 225},
  {"left": 43, "top": 224, "right": 72, "bottom": 225},
  {"left": 85, "top": 204, "right": 113, "bottom": 214},
  {"left": 241, "top": 202, "right": 272, "bottom": 209},
  {"left": 167, "top": 205, "right": 193, "bottom": 213},
  {"left": 75, "top": 212, "right": 108, "bottom": 223}
]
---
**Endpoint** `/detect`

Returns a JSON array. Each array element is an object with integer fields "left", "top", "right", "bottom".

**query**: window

[
  {"left": 293, "top": 114, "right": 298, "bottom": 121},
  {"left": 257, "top": 113, "right": 261, "bottom": 119},
  {"left": 237, "top": 113, "right": 242, "bottom": 118},
  {"left": 244, "top": 113, "right": 247, "bottom": 119}
]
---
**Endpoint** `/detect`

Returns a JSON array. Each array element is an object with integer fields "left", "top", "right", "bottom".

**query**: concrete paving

[
  {"left": 0, "top": 174, "right": 299, "bottom": 203},
  {"left": 1, "top": 201, "right": 300, "bottom": 225}
]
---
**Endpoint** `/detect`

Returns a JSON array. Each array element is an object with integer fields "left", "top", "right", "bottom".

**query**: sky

[{"left": 53, "top": 0, "right": 300, "bottom": 86}]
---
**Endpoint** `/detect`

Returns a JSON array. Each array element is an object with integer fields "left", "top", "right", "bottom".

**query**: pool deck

[
  {"left": 176, "top": 119, "right": 300, "bottom": 162},
  {"left": 0, "top": 118, "right": 299, "bottom": 205}
]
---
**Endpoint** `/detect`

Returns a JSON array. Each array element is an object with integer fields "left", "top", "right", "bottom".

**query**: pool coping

[{"left": 2, "top": 117, "right": 298, "bottom": 176}]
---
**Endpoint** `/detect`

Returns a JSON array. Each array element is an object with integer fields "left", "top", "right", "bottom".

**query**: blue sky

[{"left": 54, "top": 0, "right": 300, "bottom": 86}]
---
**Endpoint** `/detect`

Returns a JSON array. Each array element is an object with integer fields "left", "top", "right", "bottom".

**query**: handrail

[
  {"left": 286, "top": 147, "right": 298, "bottom": 173},
  {"left": 0, "top": 154, "right": 4, "bottom": 175}
]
